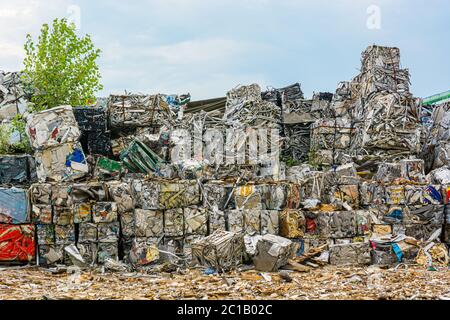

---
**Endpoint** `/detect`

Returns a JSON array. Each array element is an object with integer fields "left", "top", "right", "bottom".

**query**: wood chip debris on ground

[{"left": 0, "top": 266, "right": 450, "bottom": 300}]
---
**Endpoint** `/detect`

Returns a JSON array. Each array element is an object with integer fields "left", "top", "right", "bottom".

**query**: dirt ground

[{"left": 1, "top": 265, "right": 450, "bottom": 300}]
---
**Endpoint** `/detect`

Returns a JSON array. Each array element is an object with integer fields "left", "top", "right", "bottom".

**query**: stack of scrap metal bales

[
  {"left": 0, "top": 71, "right": 37, "bottom": 265},
  {"left": 1, "top": 45, "right": 449, "bottom": 270}
]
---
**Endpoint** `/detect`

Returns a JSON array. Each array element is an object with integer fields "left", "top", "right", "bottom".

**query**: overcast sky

[{"left": 0, "top": 0, "right": 449, "bottom": 100}]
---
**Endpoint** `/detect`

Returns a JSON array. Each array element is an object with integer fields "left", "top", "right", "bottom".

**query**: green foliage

[
  {"left": 11, "top": 114, "right": 32, "bottom": 153},
  {"left": 23, "top": 18, "right": 103, "bottom": 111},
  {"left": 0, "top": 117, "right": 32, "bottom": 155},
  {"left": 0, "top": 124, "right": 11, "bottom": 154}
]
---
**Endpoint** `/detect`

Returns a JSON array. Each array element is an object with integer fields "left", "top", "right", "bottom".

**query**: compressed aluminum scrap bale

[
  {"left": 128, "top": 237, "right": 160, "bottom": 266},
  {"left": 279, "top": 209, "right": 305, "bottom": 239},
  {"left": 120, "top": 139, "right": 164, "bottom": 174},
  {"left": 405, "top": 185, "right": 443, "bottom": 205},
  {"left": 261, "top": 210, "right": 279, "bottom": 236},
  {"left": 31, "top": 204, "right": 52, "bottom": 225},
  {"left": 108, "top": 94, "right": 175, "bottom": 129},
  {"left": 385, "top": 185, "right": 406, "bottom": 205},
  {"left": 55, "top": 225, "right": 75, "bottom": 244},
  {"left": 184, "top": 206, "right": 208, "bottom": 236},
  {"left": 400, "top": 159, "right": 425, "bottom": 183},
  {"left": 259, "top": 184, "right": 286, "bottom": 210},
  {"left": 0, "top": 188, "right": 29, "bottom": 224},
  {"left": 234, "top": 185, "right": 262, "bottom": 210},
  {"left": 135, "top": 209, "right": 164, "bottom": 238},
  {"left": 53, "top": 207, "right": 73, "bottom": 225},
  {"left": 29, "top": 183, "right": 52, "bottom": 205},
  {"left": 159, "top": 180, "right": 200, "bottom": 209},
  {"left": 252, "top": 234, "right": 296, "bottom": 272},
  {"left": 79, "top": 131, "right": 113, "bottom": 157},
  {"left": 98, "top": 222, "right": 120, "bottom": 243},
  {"left": 38, "top": 245, "right": 64, "bottom": 266},
  {"left": 360, "top": 181, "right": 385, "bottom": 206},
  {"left": 164, "top": 208, "right": 184, "bottom": 237},
  {"left": 242, "top": 210, "right": 261, "bottom": 236},
  {"left": 73, "top": 202, "right": 92, "bottom": 224},
  {"left": 201, "top": 181, "right": 235, "bottom": 211},
  {"left": 403, "top": 205, "right": 444, "bottom": 225},
  {"left": 208, "top": 209, "right": 226, "bottom": 234},
  {"left": 26, "top": 106, "right": 81, "bottom": 150},
  {"left": 329, "top": 211, "right": 358, "bottom": 239},
  {"left": 132, "top": 179, "right": 200, "bottom": 210},
  {"left": 329, "top": 242, "right": 371, "bottom": 266},
  {"left": 36, "top": 224, "right": 55, "bottom": 245},
  {"left": 226, "top": 210, "right": 244, "bottom": 233},
  {"left": 0, "top": 224, "right": 35, "bottom": 263},
  {"left": 184, "top": 235, "right": 204, "bottom": 264},
  {"left": 0, "top": 155, "right": 36, "bottom": 185},
  {"left": 0, "top": 71, "right": 28, "bottom": 121},
  {"left": 119, "top": 211, "right": 135, "bottom": 240},
  {"left": 329, "top": 184, "right": 359, "bottom": 209},
  {"left": 34, "top": 142, "right": 89, "bottom": 182},
  {"left": 356, "top": 210, "right": 372, "bottom": 236},
  {"left": 98, "top": 242, "right": 119, "bottom": 264},
  {"left": 107, "top": 181, "right": 134, "bottom": 214},
  {"left": 72, "top": 180, "right": 108, "bottom": 203},
  {"left": 73, "top": 106, "right": 108, "bottom": 132},
  {"left": 224, "top": 84, "right": 281, "bottom": 128},
  {"left": 374, "top": 163, "right": 402, "bottom": 183},
  {"left": 191, "top": 231, "right": 244, "bottom": 270},
  {"left": 76, "top": 242, "right": 98, "bottom": 265},
  {"left": 92, "top": 202, "right": 118, "bottom": 223},
  {"left": 51, "top": 184, "right": 72, "bottom": 207},
  {"left": 78, "top": 223, "right": 98, "bottom": 243}
]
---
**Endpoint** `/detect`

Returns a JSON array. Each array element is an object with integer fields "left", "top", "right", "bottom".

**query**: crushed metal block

[
  {"left": 135, "top": 209, "right": 164, "bottom": 238},
  {"left": 164, "top": 209, "right": 184, "bottom": 237},
  {"left": 97, "top": 222, "right": 120, "bottom": 243},
  {"left": 78, "top": 223, "right": 98, "bottom": 243},
  {"left": 92, "top": 202, "right": 118, "bottom": 223},
  {"left": 329, "top": 242, "right": 371, "bottom": 266},
  {"left": 184, "top": 206, "right": 208, "bottom": 236}
]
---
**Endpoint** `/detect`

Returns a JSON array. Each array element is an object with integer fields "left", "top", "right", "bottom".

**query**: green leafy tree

[{"left": 23, "top": 18, "right": 103, "bottom": 111}]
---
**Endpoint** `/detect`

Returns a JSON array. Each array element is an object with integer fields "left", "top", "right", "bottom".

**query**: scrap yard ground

[{"left": 1, "top": 266, "right": 450, "bottom": 300}]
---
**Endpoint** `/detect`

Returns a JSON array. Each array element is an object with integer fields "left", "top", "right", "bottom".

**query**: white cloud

[{"left": 0, "top": 0, "right": 71, "bottom": 71}]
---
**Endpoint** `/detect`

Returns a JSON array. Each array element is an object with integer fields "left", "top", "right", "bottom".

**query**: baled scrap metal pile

[
  {"left": 0, "top": 71, "right": 28, "bottom": 121},
  {"left": 0, "top": 44, "right": 449, "bottom": 275}
]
